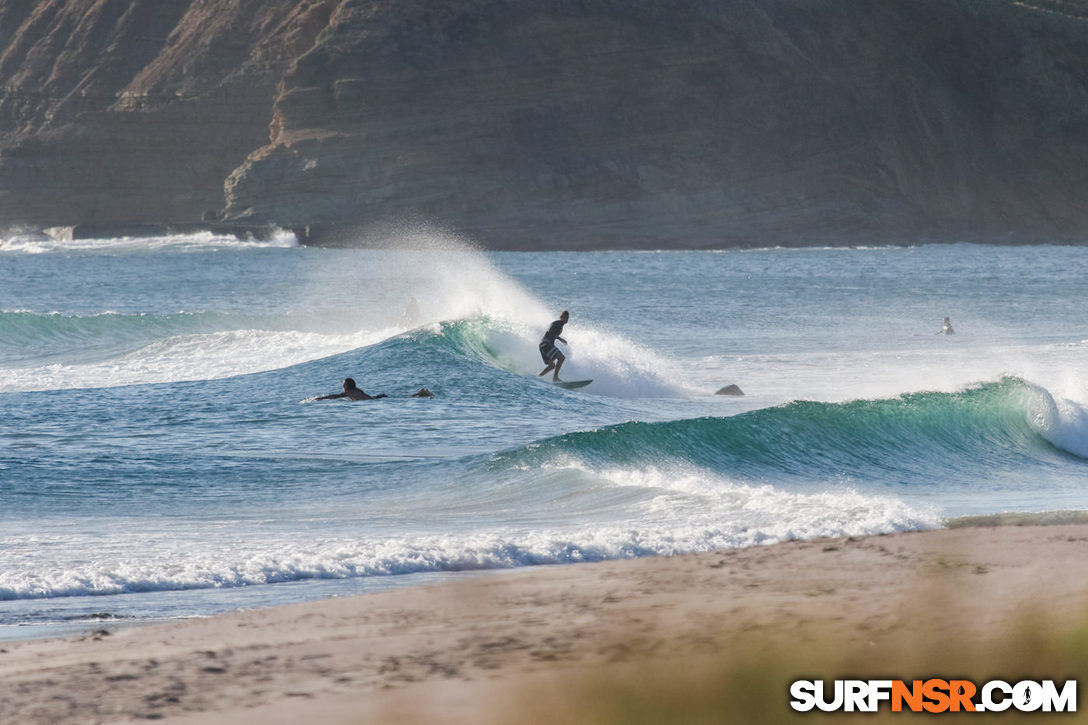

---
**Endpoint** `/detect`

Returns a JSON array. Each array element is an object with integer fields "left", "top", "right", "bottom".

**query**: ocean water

[{"left": 2, "top": 230, "right": 1087, "bottom": 639}]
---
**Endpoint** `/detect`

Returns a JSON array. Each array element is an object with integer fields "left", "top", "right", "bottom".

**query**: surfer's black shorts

[{"left": 539, "top": 340, "right": 560, "bottom": 364}]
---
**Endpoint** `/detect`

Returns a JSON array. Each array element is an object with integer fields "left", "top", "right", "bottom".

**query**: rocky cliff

[{"left": 2, "top": 0, "right": 1088, "bottom": 248}]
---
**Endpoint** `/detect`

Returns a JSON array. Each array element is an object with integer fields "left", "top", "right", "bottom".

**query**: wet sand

[{"left": 2, "top": 524, "right": 1087, "bottom": 724}]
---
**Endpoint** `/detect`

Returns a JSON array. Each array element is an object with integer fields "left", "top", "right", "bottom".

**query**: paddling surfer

[
  {"left": 538, "top": 310, "right": 569, "bottom": 382},
  {"left": 315, "top": 378, "right": 433, "bottom": 400}
]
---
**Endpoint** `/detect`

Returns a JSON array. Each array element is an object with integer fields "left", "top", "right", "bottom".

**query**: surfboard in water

[{"left": 554, "top": 379, "right": 592, "bottom": 389}]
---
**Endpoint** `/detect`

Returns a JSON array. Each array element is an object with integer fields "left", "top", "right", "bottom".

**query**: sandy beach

[{"left": 1, "top": 524, "right": 1086, "bottom": 724}]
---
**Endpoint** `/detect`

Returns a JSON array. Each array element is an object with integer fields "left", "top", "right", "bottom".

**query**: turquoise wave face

[
  {"left": 400, "top": 314, "right": 688, "bottom": 400},
  {"left": 0, "top": 308, "right": 311, "bottom": 368},
  {"left": 7, "top": 242, "right": 1088, "bottom": 629},
  {"left": 489, "top": 378, "right": 1081, "bottom": 487},
  {"left": 0, "top": 310, "right": 210, "bottom": 364},
  {"left": 404, "top": 317, "right": 515, "bottom": 367}
]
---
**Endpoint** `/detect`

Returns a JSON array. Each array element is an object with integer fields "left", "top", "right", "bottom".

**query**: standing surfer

[
  {"left": 538, "top": 310, "right": 569, "bottom": 382},
  {"left": 940, "top": 317, "right": 955, "bottom": 335}
]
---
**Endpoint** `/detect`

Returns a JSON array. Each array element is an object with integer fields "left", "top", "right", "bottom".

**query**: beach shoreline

[{"left": 1, "top": 523, "right": 1086, "bottom": 724}]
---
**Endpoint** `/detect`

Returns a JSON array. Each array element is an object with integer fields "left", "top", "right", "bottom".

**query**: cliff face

[
  {"left": 0, "top": 0, "right": 330, "bottom": 229},
  {"left": 2, "top": 0, "right": 1088, "bottom": 247}
]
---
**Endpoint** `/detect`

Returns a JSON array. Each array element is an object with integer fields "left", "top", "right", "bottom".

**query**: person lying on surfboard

[
  {"left": 315, "top": 378, "right": 434, "bottom": 401},
  {"left": 538, "top": 310, "right": 569, "bottom": 382}
]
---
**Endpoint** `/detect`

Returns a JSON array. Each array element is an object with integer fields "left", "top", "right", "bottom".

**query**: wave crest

[
  {"left": 410, "top": 316, "right": 686, "bottom": 398},
  {"left": 492, "top": 378, "right": 1085, "bottom": 477}
]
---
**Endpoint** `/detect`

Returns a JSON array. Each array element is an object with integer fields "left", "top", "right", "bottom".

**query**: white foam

[
  {"left": 456, "top": 318, "right": 688, "bottom": 398},
  {"left": 295, "top": 227, "right": 692, "bottom": 399},
  {"left": 0, "top": 230, "right": 297, "bottom": 254},
  {"left": 1030, "top": 384, "right": 1088, "bottom": 459},
  {"left": 700, "top": 338, "right": 1088, "bottom": 408},
  {"left": 0, "top": 327, "right": 397, "bottom": 392},
  {"left": 0, "top": 461, "right": 937, "bottom": 602},
  {"left": 0, "top": 510, "right": 932, "bottom": 602},
  {"left": 552, "top": 462, "right": 939, "bottom": 536},
  {"left": 1, "top": 225, "right": 698, "bottom": 394},
  {"left": 549, "top": 326, "right": 689, "bottom": 398}
]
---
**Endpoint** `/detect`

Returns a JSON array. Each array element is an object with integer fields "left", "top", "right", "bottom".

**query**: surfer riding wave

[{"left": 538, "top": 310, "right": 569, "bottom": 382}]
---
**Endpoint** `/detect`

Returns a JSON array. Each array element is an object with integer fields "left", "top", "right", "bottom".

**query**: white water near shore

[{"left": 2, "top": 237, "right": 1086, "bottom": 636}]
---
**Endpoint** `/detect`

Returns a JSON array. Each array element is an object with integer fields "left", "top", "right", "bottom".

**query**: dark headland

[{"left": 2, "top": 0, "right": 1087, "bottom": 249}]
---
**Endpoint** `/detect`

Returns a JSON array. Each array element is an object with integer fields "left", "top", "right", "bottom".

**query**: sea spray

[
  {"left": 410, "top": 317, "right": 687, "bottom": 398},
  {"left": 0, "top": 226, "right": 695, "bottom": 397},
  {"left": 1029, "top": 387, "right": 1088, "bottom": 460},
  {"left": 5, "top": 243, "right": 1088, "bottom": 636},
  {"left": 343, "top": 228, "right": 688, "bottom": 396}
]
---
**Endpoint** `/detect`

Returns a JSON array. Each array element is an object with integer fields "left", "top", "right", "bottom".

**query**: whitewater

[{"left": 2, "top": 230, "right": 1087, "bottom": 638}]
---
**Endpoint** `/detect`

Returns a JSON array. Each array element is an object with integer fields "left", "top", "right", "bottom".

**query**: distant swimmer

[
  {"left": 538, "top": 310, "right": 570, "bottom": 382},
  {"left": 314, "top": 378, "right": 435, "bottom": 401},
  {"left": 939, "top": 317, "right": 955, "bottom": 335}
]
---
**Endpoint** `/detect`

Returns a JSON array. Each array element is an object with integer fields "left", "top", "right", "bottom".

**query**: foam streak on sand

[{"left": 1, "top": 525, "right": 1087, "bottom": 724}]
